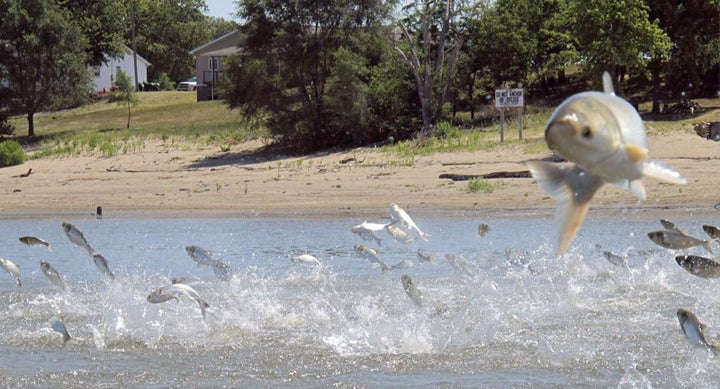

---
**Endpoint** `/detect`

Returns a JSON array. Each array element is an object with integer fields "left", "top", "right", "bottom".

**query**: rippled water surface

[{"left": 1, "top": 211, "right": 719, "bottom": 388}]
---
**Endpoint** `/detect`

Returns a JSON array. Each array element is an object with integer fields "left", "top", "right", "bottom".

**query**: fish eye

[{"left": 581, "top": 126, "right": 593, "bottom": 139}]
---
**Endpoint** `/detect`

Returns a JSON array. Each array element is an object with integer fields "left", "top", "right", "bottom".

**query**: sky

[{"left": 204, "top": 0, "right": 236, "bottom": 19}]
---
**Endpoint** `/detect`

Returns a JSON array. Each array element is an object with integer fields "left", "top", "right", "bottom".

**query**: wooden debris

[{"left": 439, "top": 170, "right": 531, "bottom": 181}]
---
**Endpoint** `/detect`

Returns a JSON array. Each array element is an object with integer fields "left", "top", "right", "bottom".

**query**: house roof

[
  {"left": 107, "top": 44, "right": 151, "bottom": 67},
  {"left": 190, "top": 29, "right": 242, "bottom": 57}
]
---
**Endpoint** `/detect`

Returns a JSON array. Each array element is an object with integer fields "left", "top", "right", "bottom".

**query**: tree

[
  {"left": 648, "top": 0, "right": 720, "bottom": 100},
  {"left": 569, "top": 0, "right": 671, "bottom": 89},
  {"left": 0, "top": 0, "right": 91, "bottom": 137},
  {"left": 64, "top": 0, "right": 129, "bottom": 67},
  {"left": 111, "top": 70, "right": 139, "bottom": 128},
  {"left": 395, "top": 0, "right": 475, "bottom": 135},
  {"left": 133, "top": 0, "right": 215, "bottom": 82},
  {"left": 225, "top": 0, "right": 396, "bottom": 152}
]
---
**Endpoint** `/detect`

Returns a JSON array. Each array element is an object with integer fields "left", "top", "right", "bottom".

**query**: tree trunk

[
  {"left": 126, "top": 102, "right": 131, "bottom": 128},
  {"left": 27, "top": 112, "right": 35, "bottom": 137}
]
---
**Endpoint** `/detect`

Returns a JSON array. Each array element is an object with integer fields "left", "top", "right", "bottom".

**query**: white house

[{"left": 92, "top": 45, "right": 151, "bottom": 93}]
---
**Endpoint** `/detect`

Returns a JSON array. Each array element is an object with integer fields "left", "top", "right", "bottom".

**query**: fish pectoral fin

[
  {"left": 527, "top": 161, "right": 604, "bottom": 256},
  {"left": 623, "top": 144, "right": 648, "bottom": 163},
  {"left": 642, "top": 160, "right": 687, "bottom": 185},
  {"left": 629, "top": 180, "right": 647, "bottom": 200}
]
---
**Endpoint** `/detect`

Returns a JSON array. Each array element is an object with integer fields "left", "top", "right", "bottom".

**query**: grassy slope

[
  {"left": 7, "top": 90, "right": 720, "bottom": 159},
  {"left": 8, "top": 91, "right": 264, "bottom": 158}
]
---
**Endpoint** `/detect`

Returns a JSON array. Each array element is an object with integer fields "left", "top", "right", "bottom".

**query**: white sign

[{"left": 495, "top": 88, "right": 524, "bottom": 108}]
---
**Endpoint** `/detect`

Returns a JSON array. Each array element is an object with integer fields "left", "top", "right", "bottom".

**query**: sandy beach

[{"left": 1, "top": 128, "right": 718, "bottom": 219}]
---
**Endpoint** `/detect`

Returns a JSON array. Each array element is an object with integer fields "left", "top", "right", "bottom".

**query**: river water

[{"left": 0, "top": 210, "right": 719, "bottom": 388}]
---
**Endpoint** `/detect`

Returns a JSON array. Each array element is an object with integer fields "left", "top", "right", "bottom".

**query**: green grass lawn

[
  {"left": 8, "top": 91, "right": 266, "bottom": 158},
  {"left": 6, "top": 90, "right": 719, "bottom": 159}
]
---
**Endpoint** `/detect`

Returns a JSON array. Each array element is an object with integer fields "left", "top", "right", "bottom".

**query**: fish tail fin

[
  {"left": 47, "top": 244, "right": 53, "bottom": 252},
  {"left": 527, "top": 161, "right": 604, "bottom": 256},
  {"left": 642, "top": 160, "right": 687, "bottom": 185},
  {"left": 63, "top": 333, "right": 71, "bottom": 344},
  {"left": 199, "top": 299, "right": 210, "bottom": 319},
  {"left": 705, "top": 239, "right": 717, "bottom": 254},
  {"left": 420, "top": 232, "right": 430, "bottom": 241},
  {"left": 602, "top": 71, "right": 615, "bottom": 95}
]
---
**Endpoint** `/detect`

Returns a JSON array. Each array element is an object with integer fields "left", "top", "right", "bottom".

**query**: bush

[
  {"left": 435, "top": 121, "right": 460, "bottom": 139},
  {"left": 157, "top": 72, "right": 175, "bottom": 91},
  {"left": 0, "top": 140, "right": 27, "bottom": 167},
  {"left": 0, "top": 111, "right": 14, "bottom": 136}
]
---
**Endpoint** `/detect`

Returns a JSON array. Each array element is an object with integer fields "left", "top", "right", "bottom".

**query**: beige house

[{"left": 189, "top": 30, "right": 241, "bottom": 101}]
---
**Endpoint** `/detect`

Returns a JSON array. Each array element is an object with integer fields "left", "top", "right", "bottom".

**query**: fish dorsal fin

[
  {"left": 623, "top": 144, "right": 648, "bottom": 163},
  {"left": 602, "top": 71, "right": 615, "bottom": 95}
]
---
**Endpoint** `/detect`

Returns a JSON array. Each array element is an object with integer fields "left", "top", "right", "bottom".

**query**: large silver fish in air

[
  {"left": 677, "top": 308, "right": 720, "bottom": 356},
  {"left": 40, "top": 260, "right": 66, "bottom": 289},
  {"left": 0, "top": 258, "right": 21, "bottom": 287},
  {"left": 527, "top": 72, "right": 686, "bottom": 255},
  {"left": 62, "top": 222, "right": 93, "bottom": 255},
  {"left": 148, "top": 283, "right": 210, "bottom": 320},
  {"left": 185, "top": 245, "right": 215, "bottom": 266}
]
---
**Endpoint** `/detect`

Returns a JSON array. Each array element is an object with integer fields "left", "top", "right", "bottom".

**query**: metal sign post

[{"left": 495, "top": 88, "right": 524, "bottom": 142}]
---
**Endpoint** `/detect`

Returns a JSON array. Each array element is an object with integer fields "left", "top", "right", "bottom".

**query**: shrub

[
  {"left": 435, "top": 121, "right": 460, "bottom": 139},
  {"left": 157, "top": 72, "right": 175, "bottom": 91},
  {"left": 0, "top": 140, "right": 27, "bottom": 167}
]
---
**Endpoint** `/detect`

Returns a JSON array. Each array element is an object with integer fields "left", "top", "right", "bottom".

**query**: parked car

[{"left": 177, "top": 76, "right": 197, "bottom": 91}]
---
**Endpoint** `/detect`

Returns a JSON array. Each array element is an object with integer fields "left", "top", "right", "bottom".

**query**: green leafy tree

[
  {"left": 225, "top": 0, "right": 396, "bottom": 152},
  {"left": 111, "top": 69, "right": 139, "bottom": 128},
  {"left": 133, "top": 0, "right": 213, "bottom": 82},
  {"left": 648, "top": 0, "right": 720, "bottom": 100},
  {"left": 569, "top": 0, "right": 671, "bottom": 89},
  {"left": 0, "top": 0, "right": 91, "bottom": 137},
  {"left": 65, "top": 0, "right": 129, "bottom": 67}
]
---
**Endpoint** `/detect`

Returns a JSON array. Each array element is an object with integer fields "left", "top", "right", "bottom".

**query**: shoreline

[
  {"left": 1, "top": 130, "right": 718, "bottom": 220},
  {"left": 0, "top": 203, "right": 716, "bottom": 221}
]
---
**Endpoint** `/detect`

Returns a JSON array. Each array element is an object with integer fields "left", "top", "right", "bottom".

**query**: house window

[
  {"left": 208, "top": 57, "right": 219, "bottom": 71},
  {"left": 94, "top": 67, "right": 100, "bottom": 77}
]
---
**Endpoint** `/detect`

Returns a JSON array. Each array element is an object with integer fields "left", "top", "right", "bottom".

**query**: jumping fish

[
  {"left": 40, "top": 260, "right": 66, "bottom": 289},
  {"left": 390, "top": 203, "right": 430, "bottom": 241},
  {"left": 703, "top": 224, "right": 720, "bottom": 240},
  {"left": 477, "top": 223, "right": 490, "bottom": 237},
  {"left": 211, "top": 260, "right": 232, "bottom": 281},
  {"left": 401, "top": 274, "right": 423, "bottom": 308},
  {"left": 675, "top": 255, "right": 720, "bottom": 279},
  {"left": 417, "top": 249, "right": 433, "bottom": 263},
  {"left": 0, "top": 257, "right": 21, "bottom": 287},
  {"left": 526, "top": 72, "right": 686, "bottom": 255},
  {"left": 291, "top": 254, "right": 321, "bottom": 266},
  {"left": 91, "top": 252, "right": 115, "bottom": 280},
  {"left": 677, "top": 308, "right": 720, "bottom": 355},
  {"left": 185, "top": 245, "right": 215, "bottom": 266},
  {"left": 354, "top": 244, "right": 389, "bottom": 271},
  {"left": 386, "top": 225, "right": 414, "bottom": 244},
  {"left": 660, "top": 219, "right": 687, "bottom": 235},
  {"left": 19, "top": 236, "right": 52, "bottom": 251},
  {"left": 62, "top": 222, "right": 93, "bottom": 255},
  {"left": 351, "top": 221, "right": 390, "bottom": 246},
  {"left": 647, "top": 230, "right": 716, "bottom": 254},
  {"left": 602, "top": 250, "right": 627, "bottom": 267},
  {"left": 147, "top": 288, "right": 180, "bottom": 303},
  {"left": 49, "top": 315, "right": 71, "bottom": 345},
  {"left": 150, "top": 283, "right": 210, "bottom": 319}
]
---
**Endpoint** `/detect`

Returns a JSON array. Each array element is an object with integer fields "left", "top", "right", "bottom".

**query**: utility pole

[{"left": 131, "top": 0, "right": 139, "bottom": 91}]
